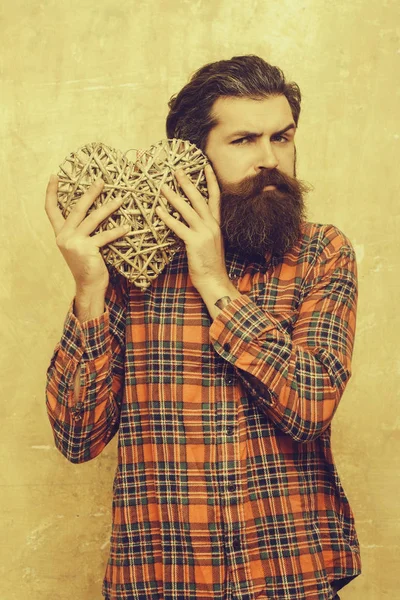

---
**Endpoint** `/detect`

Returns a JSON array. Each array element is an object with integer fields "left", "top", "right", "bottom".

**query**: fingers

[
  {"left": 174, "top": 165, "right": 221, "bottom": 223},
  {"left": 204, "top": 164, "right": 221, "bottom": 224},
  {"left": 159, "top": 164, "right": 221, "bottom": 229},
  {"left": 45, "top": 175, "right": 65, "bottom": 235},
  {"left": 46, "top": 174, "right": 129, "bottom": 247},
  {"left": 155, "top": 204, "right": 189, "bottom": 241},
  {"left": 93, "top": 223, "right": 130, "bottom": 248},
  {"left": 160, "top": 183, "right": 198, "bottom": 229},
  {"left": 65, "top": 178, "right": 105, "bottom": 229},
  {"left": 173, "top": 169, "right": 210, "bottom": 221},
  {"left": 78, "top": 194, "right": 126, "bottom": 236}
]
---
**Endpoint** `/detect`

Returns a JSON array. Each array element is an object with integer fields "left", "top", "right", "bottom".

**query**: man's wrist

[
  {"left": 74, "top": 286, "right": 107, "bottom": 323},
  {"left": 215, "top": 296, "right": 232, "bottom": 310},
  {"left": 197, "top": 280, "right": 241, "bottom": 320}
]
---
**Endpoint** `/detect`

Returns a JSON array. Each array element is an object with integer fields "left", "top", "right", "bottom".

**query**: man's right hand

[{"left": 45, "top": 175, "right": 129, "bottom": 320}]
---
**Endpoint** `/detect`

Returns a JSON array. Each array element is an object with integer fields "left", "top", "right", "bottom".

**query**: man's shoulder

[
  {"left": 297, "top": 221, "right": 356, "bottom": 261},
  {"left": 284, "top": 222, "right": 357, "bottom": 277}
]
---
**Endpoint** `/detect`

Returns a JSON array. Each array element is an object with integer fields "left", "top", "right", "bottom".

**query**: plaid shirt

[{"left": 46, "top": 222, "right": 362, "bottom": 600}]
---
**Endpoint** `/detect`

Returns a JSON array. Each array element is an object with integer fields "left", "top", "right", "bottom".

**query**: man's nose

[{"left": 256, "top": 141, "right": 279, "bottom": 171}]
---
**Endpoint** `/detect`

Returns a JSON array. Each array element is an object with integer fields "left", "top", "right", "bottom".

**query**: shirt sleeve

[
  {"left": 209, "top": 226, "right": 358, "bottom": 443},
  {"left": 45, "top": 276, "right": 127, "bottom": 463}
]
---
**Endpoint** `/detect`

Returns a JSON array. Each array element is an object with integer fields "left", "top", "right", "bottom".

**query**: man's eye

[
  {"left": 231, "top": 137, "right": 251, "bottom": 145},
  {"left": 272, "top": 135, "right": 288, "bottom": 143}
]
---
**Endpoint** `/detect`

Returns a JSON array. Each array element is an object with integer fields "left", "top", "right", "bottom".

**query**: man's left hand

[{"left": 157, "top": 165, "right": 230, "bottom": 296}]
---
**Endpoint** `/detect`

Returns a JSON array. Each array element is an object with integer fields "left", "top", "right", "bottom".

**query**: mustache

[{"left": 221, "top": 168, "right": 307, "bottom": 200}]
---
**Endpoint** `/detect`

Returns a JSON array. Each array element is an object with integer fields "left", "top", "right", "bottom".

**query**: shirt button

[
  {"left": 223, "top": 342, "right": 231, "bottom": 352},
  {"left": 228, "top": 483, "right": 236, "bottom": 492},
  {"left": 226, "top": 426, "right": 234, "bottom": 436},
  {"left": 232, "top": 537, "right": 241, "bottom": 550},
  {"left": 72, "top": 402, "right": 83, "bottom": 420},
  {"left": 225, "top": 375, "right": 234, "bottom": 385}
]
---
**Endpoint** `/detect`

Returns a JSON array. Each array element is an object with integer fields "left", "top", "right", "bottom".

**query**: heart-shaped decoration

[{"left": 57, "top": 139, "right": 209, "bottom": 289}]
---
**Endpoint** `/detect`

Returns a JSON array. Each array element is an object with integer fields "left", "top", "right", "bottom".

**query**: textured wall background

[{"left": 1, "top": 0, "right": 399, "bottom": 598}]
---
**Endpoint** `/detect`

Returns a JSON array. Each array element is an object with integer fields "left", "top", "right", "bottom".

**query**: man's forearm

[
  {"left": 46, "top": 278, "right": 126, "bottom": 463},
  {"left": 198, "top": 279, "right": 242, "bottom": 320},
  {"left": 73, "top": 286, "right": 107, "bottom": 322},
  {"left": 72, "top": 286, "right": 107, "bottom": 403}
]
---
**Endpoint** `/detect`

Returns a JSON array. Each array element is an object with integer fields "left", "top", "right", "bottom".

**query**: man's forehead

[{"left": 210, "top": 95, "right": 294, "bottom": 133}]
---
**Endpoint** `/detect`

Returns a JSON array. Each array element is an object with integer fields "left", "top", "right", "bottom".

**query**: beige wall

[{"left": 2, "top": 0, "right": 398, "bottom": 598}]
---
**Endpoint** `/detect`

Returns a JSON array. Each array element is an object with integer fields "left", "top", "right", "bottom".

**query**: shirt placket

[
  {"left": 215, "top": 256, "right": 268, "bottom": 600},
  {"left": 215, "top": 360, "right": 253, "bottom": 600}
]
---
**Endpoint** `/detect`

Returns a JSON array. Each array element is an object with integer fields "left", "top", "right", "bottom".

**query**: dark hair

[{"left": 166, "top": 55, "right": 301, "bottom": 151}]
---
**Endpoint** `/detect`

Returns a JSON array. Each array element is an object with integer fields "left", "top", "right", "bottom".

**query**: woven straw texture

[{"left": 57, "top": 139, "right": 209, "bottom": 289}]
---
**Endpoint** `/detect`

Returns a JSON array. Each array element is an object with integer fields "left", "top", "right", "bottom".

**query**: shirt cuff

[
  {"left": 209, "top": 294, "right": 278, "bottom": 360},
  {"left": 59, "top": 302, "right": 111, "bottom": 362}
]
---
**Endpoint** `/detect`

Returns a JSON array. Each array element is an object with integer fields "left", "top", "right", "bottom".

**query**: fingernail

[{"left": 175, "top": 169, "right": 184, "bottom": 176}]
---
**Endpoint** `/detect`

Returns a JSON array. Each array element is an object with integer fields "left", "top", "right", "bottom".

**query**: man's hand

[
  {"left": 45, "top": 175, "right": 129, "bottom": 320},
  {"left": 156, "top": 165, "right": 240, "bottom": 316}
]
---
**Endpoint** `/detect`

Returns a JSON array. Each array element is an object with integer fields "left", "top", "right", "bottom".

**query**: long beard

[{"left": 219, "top": 168, "right": 310, "bottom": 260}]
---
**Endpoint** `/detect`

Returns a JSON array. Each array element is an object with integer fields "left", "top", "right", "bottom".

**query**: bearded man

[{"left": 45, "top": 55, "right": 362, "bottom": 600}]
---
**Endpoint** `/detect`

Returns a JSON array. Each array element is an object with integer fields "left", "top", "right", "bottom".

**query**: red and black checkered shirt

[{"left": 46, "top": 222, "right": 362, "bottom": 600}]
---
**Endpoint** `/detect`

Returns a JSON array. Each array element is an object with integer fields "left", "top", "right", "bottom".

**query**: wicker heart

[{"left": 57, "top": 139, "right": 209, "bottom": 289}]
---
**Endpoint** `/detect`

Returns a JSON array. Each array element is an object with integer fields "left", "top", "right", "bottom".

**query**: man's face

[
  {"left": 204, "top": 95, "right": 307, "bottom": 259},
  {"left": 205, "top": 95, "right": 296, "bottom": 188}
]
